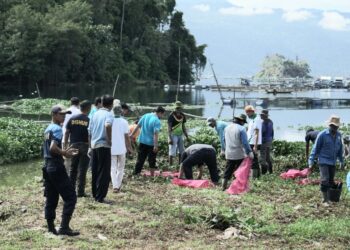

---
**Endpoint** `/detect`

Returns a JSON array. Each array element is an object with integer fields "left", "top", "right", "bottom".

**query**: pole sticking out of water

[
  {"left": 112, "top": 74, "right": 120, "bottom": 98},
  {"left": 35, "top": 82, "right": 41, "bottom": 98},
  {"left": 209, "top": 61, "right": 224, "bottom": 101},
  {"left": 176, "top": 46, "right": 181, "bottom": 102}
]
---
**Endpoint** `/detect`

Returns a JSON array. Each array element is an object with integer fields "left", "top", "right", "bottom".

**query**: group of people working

[{"left": 42, "top": 94, "right": 345, "bottom": 236}]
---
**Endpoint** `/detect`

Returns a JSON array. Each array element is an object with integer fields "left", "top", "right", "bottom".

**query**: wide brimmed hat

[
  {"left": 51, "top": 105, "right": 71, "bottom": 115},
  {"left": 244, "top": 105, "right": 255, "bottom": 112},
  {"left": 175, "top": 101, "right": 183, "bottom": 110},
  {"left": 326, "top": 115, "right": 340, "bottom": 127},
  {"left": 234, "top": 114, "right": 247, "bottom": 123}
]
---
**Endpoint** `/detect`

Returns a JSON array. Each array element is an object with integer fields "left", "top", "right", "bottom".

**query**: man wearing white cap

[{"left": 309, "top": 115, "right": 344, "bottom": 204}]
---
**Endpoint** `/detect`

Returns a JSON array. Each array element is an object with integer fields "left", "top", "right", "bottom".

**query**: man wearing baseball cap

[
  {"left": 42, "top": 105, "right": 79, "bottom": 236},
  {"left": 309, "top": 115, "right": 344, "bottom": 204},
  {"left": 207, "top": 117, "right": 228, "bottom": 156}
]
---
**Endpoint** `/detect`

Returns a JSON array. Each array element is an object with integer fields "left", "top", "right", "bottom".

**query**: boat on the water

[{"left": 266, "top": 89, "right": 293, "bottom": 94}]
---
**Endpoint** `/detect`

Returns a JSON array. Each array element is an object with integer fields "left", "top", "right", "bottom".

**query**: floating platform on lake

[{"left": 266, "top": 89, "right": 293, "bottom": 94}]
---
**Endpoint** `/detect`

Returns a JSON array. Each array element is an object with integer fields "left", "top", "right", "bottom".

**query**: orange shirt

[{"left": 129, "top": 124, "right": 140, "bottom": 142}]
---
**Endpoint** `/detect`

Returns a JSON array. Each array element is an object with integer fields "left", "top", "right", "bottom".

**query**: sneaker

[{"left": 113, "top": 188, "right": 120, "bottom": 193}]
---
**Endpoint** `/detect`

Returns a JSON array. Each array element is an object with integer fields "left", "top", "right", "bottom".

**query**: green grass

[{"left": 0, "top": 161, "right": 349, "bottom": 249}]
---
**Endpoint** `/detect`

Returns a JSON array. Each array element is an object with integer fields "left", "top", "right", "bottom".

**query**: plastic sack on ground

[
  {"left": 226, "top": 157, "right": 252, "bottom": 195},
  {"left": 347, "top": 172, "right": 350, "bottom": 192},
  {"left": 280, "top": 168, "right": 311, "bottom": 180},
  {"left": 171, "top": 178, "right": 213, "bottom": 188}
]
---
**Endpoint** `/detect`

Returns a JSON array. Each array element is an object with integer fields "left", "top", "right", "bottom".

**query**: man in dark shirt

[
  {"left": 305, "top": 128, "right": 320, "bottom": 161},
  {"left": 64, "top": 100, "right": 92, "bottom": 197},
  {"left": 260, "top": 109, "right": 274, "bottom": 174},
  {"left": 180, "top": 144, "right": 220, "bottom": 184},
  {"left": 43, "top": 105, "right": 79, "bottom": 236}
]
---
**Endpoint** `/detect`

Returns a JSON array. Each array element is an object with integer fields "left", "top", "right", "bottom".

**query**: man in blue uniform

[
  {"left": 207, "top": 117, "right": 228, "bottom": 156},
  {"left": 43, "top": 105, "right": 79, "bottom": 236}
]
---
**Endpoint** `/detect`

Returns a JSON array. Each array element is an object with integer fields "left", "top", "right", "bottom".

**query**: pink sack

[
  {"left": 172, "top": 178, "right": 213, "bottom": 188},
  {"left": 280, "top": 168, "right": 311, "bottom": 179},
  {"left": 226, "top": 157, "right": 253, "bottom": 195}
]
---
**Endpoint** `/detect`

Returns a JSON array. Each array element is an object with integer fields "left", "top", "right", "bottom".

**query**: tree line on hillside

[
  {"left": 0, "top": 0, "right": 207, "bottom": 87},
  {"left": 256, "top": 54, "right": 311, "bottom": 79}
]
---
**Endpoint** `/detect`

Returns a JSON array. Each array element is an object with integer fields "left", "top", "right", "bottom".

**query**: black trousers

[
  {"left": 250, "top": 144, "right": 261, "bottom": 177},
  {"left": 182, "top": 148, "right": 219, "bottom": 183},
  {"left": 224, "top": 158, "right": 244, "bottom": 180},
  {"left": 91, "top": 147, "right": 111, "bottom": 202},
  {"left": 319, "top": 164, "right": 336, "bottom": 192},
  {"left": 134, "top": 143, "right": 157, "bottom": 175},
  {"left": 69, "top": 143, "right": 89, "bottom": 196},
  {"left": 43, "top": 160, "right": 77, "bottom": 220}
]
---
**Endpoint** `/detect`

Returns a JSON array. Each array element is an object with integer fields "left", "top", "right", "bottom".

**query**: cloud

[
  {"left": 282, "top": 10, "right": 313, "bottom": 22},
  {"left": 193, "top": 4, "right": 210, "bottom": 12},
  {"left": 219, "top": 6, "right": 273, "bottom": 16},
  {"left": 225, "top": 0, "right": 350, "bottom": 13},
  {"left": 319, "top": 12, "right": 350, "bottom": 31}
]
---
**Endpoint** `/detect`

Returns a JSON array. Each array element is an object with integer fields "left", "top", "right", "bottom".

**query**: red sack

[
  {"left": 280, "top": 168, "right": 311, "bottom": 179},
  {"left": 172, "top": 178, "right": 213, "bottom": 188},
  {"left": 226, "top": 157, "right": 252, "bottom": 195}
]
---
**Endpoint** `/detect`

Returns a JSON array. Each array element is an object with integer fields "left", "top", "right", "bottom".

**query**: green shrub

[{"left": 0, "top": 118, "right": 45, "bottom": 164}]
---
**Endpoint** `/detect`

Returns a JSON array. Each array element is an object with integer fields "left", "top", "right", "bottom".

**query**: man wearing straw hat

[{"left": 308, "top": 115, "right": 344, "bottom": 204}]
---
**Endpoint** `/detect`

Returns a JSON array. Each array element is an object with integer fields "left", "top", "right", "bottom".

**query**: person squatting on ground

[
  {"left": 88, "top": 95, "right": 114, "bottom": 203},
  {"left": 308, "top": 115, "right": 344, "bottom": 204},
  {"left": 305, "top": 128, "right": 319, "bottom": 161},
  {"left": 260, "top": 109, "right": 274, "bottom": 174},
  {"left": 168, "top": 101, "right": 190, "bottom": 165},
  {"left": 207, "top": 117, "right": 228, "bottom": 156},
  {"left": 131, "top": 106, "right": 165, "bottom": 176},
  {"left": 64, "top": 100, "right": 91, "bottom": 197},
  {"left": 222, "top": 114, "right": 253, "bottom": 191},
  {"left": 43, "top": 105, "right": 79, "bottom": 236},
  {"left": 180, "top": 144, "right": 220, "bottom": 185},
  {"left": 111, "top": 105, "right": 133, "bottom": 193},
  {"left": 245, "top": 105, "right": 262, "bottom": 178}
]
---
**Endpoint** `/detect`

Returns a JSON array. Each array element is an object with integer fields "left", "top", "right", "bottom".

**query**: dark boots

[
  {"left": 222, "top": 178, "right": 229, "bottom": 191},
  {"left": 322, "top": 191, "right": 329, "bottom": 203},
  {"left": 58, "top": 215, "right": 80, "bottom": 236},
  {"left": 47, "top": 219, "right": 58, "bottom": 235}
]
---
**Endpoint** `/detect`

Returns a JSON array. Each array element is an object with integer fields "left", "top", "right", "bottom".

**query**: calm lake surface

[{"left": 1, "top": 83, "right": 350, "bottom": 141}]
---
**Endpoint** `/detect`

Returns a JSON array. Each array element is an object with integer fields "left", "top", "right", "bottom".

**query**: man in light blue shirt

[
  {"left": 309, "top": 115, "right": 344, "bottom": 204},
  {"left": 88, "top": 95, "right": 114, "bottom": 203},
  {"left": 130, "top": 106, "right": 165, "bottom": 176},
  {"left": 207, "top": 117, "right": 228, "bottom": 156}
]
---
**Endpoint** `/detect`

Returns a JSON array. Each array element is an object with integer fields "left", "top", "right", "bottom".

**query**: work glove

[{"left": 87, "top": 148, "right": 92, "bottom": 158}]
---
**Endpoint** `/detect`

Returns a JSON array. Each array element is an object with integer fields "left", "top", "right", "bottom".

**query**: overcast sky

[{"left": 176, "top": 0, "right": 350, "bottom": 82}]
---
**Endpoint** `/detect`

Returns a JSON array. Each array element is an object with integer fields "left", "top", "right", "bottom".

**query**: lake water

[{"left": 1, "top": 83, "right": 350, "bottom": 141}]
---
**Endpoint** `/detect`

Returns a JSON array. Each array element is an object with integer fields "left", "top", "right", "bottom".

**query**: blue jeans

[{"left": 169, "top": 134, "right": 185, "bottom": 156}]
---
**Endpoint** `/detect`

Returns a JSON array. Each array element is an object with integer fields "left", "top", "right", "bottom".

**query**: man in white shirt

[
  {"left": 245, "top": 105, "right": 262, "bottom": 178},
  {"left": 111, "top": 105, "right": 133, "bottom": 192}
]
